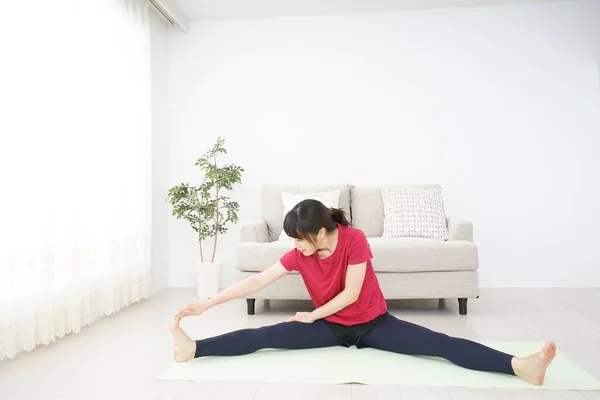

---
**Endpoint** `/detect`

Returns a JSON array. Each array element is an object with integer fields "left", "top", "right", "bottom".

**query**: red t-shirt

[{"left": 279, "top": 223, "right": 387, "bottom": 326}]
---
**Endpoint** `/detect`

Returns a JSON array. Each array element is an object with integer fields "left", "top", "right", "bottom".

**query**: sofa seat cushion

[
  {"left": 235, "top": 236, "right": 477, "bottom": 273},
  {"left": 235, "top": 240, "right": 296, "bottom": 272},
  {"left": 368, "top": 237, "right": 478, "bottom": 272}
]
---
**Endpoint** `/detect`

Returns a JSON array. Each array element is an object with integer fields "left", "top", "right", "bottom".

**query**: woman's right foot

[
  {"left": 511, "top": 342, "right": 557, "bottom": 385},
  {"left": 169, "top": 317, "right": 197, "bottom": 362}
]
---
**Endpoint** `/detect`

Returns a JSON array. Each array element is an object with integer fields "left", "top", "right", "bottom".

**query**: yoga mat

[{"left": 157, "top": 341, "right": 600, "bottom": 390}]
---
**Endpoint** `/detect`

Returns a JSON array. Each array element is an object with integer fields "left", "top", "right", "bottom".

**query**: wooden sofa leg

[
  {"left": 458, "top": 298, "right": 467, "bottom": 315},
  {"left": 246, "top": 299, "right": 256, "bottom": 315}
]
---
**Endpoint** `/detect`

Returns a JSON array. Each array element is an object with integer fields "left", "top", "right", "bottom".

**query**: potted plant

[{"left": 167, "top": 137, "right": 243, "bottom": 299}]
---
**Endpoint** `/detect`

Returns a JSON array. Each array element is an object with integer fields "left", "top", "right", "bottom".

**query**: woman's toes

[{"left": 544, "top": 342, "right": 557, "bottom": 360}]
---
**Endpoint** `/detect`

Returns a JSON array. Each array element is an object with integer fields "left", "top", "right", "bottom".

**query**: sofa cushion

[
  {"left": 351, "top": 184, "right": 441, "bottom": 238},
  {"left": 235, "top": 240, "right": 296, "bottom": 272},
  {"left": 349, "top": 186, "right": 385, "bottom": 238},
  {"left": 381, "top": 186, "right": 449, "bottom": 240},
  {"left": 368, "top": 237, "right": 478, "bottom": 272},
  {"left": 278, "top": 188, "right": 341, "bottom": 241},
  {"left": 262, "top": 184, "right": 350, "bottom": 242},
  {"left": 236, "top": 236, "right": 478, "bottom": 273}
]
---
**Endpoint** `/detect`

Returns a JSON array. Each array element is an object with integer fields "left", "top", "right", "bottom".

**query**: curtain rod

[{"left": 149, "top": 0, "right": 189, "bottom": 32}]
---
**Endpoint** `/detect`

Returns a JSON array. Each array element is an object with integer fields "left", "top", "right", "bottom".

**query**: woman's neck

[{"left": 317, "top": 228, "right": 339, "bottom": 255}]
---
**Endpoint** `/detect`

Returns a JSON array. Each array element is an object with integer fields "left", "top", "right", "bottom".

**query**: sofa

[{"left": 234, "top": 184, "right": 479, "bottom": 315}]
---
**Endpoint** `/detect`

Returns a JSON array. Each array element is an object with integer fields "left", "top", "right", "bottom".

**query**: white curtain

[{"left": 0, "top": 0, "right": 152, "bottom": 360}]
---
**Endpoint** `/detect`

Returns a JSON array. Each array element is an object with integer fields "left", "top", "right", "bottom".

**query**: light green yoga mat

[{"left": 158, "top": 342, "right": 600, "bottom": 390}]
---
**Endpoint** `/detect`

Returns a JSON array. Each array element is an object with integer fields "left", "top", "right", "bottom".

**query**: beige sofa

[{"left": 235, "top": 184, "right": 479, "bottom": 315}]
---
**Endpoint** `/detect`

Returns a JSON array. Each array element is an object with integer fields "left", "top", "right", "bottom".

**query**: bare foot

[
  {"left": 511, "top": 342, "right": 557, "bottom": 385},
  {"left": 169, "top": 317, "right": 197, "bottom": 363}
]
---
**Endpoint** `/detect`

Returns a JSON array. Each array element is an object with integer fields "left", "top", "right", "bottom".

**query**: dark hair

[{"left": 283, "top": 199, "right": 350, "bottom": 244}]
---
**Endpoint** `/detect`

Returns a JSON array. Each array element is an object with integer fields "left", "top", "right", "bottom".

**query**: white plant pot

[{"left": 195, "top": 261, "right": 222, "bottom": 300}]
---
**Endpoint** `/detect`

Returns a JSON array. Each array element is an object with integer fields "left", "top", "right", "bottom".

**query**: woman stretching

[{"left": 170, "top": 199, "right": 557, "bottom": 386}]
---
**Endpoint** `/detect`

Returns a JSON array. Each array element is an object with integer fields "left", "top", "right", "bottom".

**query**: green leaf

[{"left": 166, "top": 137, "right": 244, "bottom": 253}]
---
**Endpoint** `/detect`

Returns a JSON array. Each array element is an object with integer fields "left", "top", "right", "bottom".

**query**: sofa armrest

[
  {"left": 240, "top": 221, "right": 270, "bottom": 243},
  {"left": 447, "top": 218, "right": 473, "bottom": 242}
]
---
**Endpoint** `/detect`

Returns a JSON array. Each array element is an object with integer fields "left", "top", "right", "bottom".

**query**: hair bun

[{"left": 329, "top": 207, "right": 350, "bottom": 226}]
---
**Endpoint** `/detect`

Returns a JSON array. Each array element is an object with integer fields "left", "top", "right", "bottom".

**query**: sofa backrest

[
  {"left": 261, "top": 184, "right": 351, "bottom": 242},
  {"left": 350, "top": 184, "right": 442, "bottom": 237}
]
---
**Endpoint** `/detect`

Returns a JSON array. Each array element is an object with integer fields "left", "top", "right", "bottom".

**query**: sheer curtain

[{"left": 0, "top": 0, "right": 152, "bottom": 360}]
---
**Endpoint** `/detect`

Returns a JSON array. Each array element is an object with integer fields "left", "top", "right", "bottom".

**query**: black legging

[{"left": 194, "top": 315, "right": 515, "bottom": 375}]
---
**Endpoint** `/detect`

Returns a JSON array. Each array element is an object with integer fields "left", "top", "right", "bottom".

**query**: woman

[{"left": 171, "top": 199, "right": 556, "bottom": 386}]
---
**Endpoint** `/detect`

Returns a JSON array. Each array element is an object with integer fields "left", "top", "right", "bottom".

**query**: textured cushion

[
  {"left": 262, "top": 184, "right": 350, "bottom": 242},
  {"left": 368, "top": 237, "right": 478, "bottom": 272},
  {"left": 381, "top": 187, "right": 449, "bottom": 240},
  {"left": 350, "top": 184, "right": 441, "bottom": 238},
  {"left": 278, "top": 189, "right": 341, "bottom": 241}
]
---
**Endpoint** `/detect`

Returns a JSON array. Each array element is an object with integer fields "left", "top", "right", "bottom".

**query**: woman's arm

[
  {"left": 177, "top": 261, "right": 288, "bottom": 318},
  {"left": 206, "top": 261, "right": 289, "bottom": 308},
  {"left": 288, "top": 262, "right": 367, "bottom": 323},
  {"left": 309, "top": 261, "right": 366, "bottom": 320}
]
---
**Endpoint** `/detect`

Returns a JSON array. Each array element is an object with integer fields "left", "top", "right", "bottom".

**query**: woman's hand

[
  {"left": 174, "top": 301, "right": 210, "bottom": 320},
  {"left": 286, "top": 312, "right": 315, "bottom": 324}
]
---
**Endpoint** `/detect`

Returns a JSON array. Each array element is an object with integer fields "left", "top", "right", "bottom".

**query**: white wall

[
  {"left": 150, "top": 7, "right": 170, "bottom": 294},
  {"left": 166, "top": 0, "right": 600, "bottom": 288},
  {"left": 588, "top": 0, "right": 600, "bottom": 59}
]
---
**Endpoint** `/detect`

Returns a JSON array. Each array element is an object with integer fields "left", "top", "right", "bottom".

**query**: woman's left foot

[
  {"left": 511, "top": 342, "right": 557, "bottom": 385},
  {"left": 169, "top": 317, "right": 197, "bottom": 362}
]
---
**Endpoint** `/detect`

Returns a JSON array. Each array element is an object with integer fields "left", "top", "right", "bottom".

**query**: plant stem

[
  {"left": 199, "top": 221, "right": 204, "bottom": 262},
  {"left": 211, "top": 156, "right": 219, "bottom": 263},
  {"left": 194, "top": 192, "right": 205, "bottom": 263},
  {"left": 199, "top": 238, "right": 204, "bottom": 263}
]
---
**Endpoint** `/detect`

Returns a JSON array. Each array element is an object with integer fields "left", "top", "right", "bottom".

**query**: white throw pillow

[
  {"left": 278, "top": 189, "right": 341, "bottom": 241},
  {"left": 381, "top": 187, "right": 449, "bottom": 240}
]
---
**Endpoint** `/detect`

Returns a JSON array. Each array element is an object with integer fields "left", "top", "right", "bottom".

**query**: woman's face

[
  {"left": 294, "top": 237, "right": 316, "bottom": 256},
  {"left": 293, "top": 228, "right": 326, "bottom": 256}
]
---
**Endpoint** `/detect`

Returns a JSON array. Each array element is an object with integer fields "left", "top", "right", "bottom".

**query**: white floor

[{"left": 1, "top": 288, "right": 599, "bottom": 400}]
